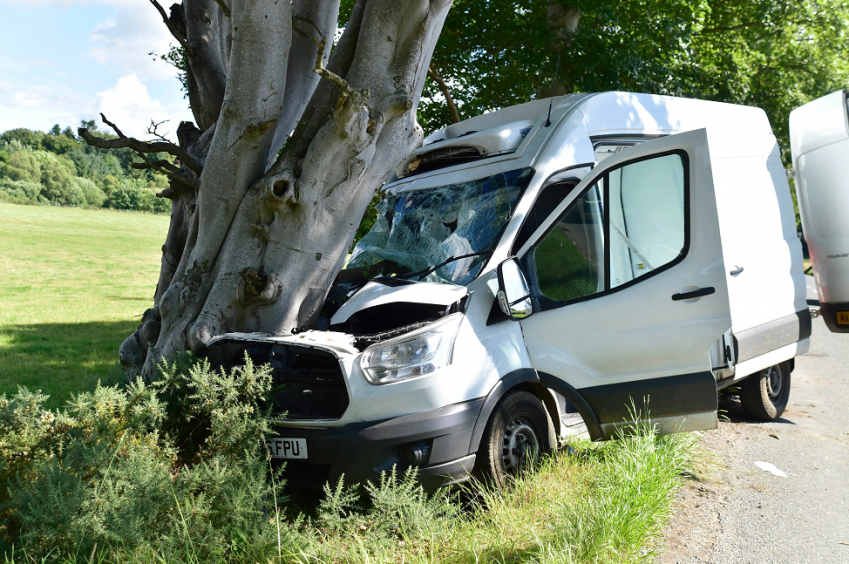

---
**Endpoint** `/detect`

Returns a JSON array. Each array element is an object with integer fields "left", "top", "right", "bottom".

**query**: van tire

[
  {"left": 473, "top": 390, "right": 556, "bottom": 488},
  {"left": 739, "top": 363, "right": 791, "bottom": 421}
]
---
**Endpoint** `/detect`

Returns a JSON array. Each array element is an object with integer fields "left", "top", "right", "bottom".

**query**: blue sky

[{"left": 0, "top": 0, "right": 193, "bottom": 139}]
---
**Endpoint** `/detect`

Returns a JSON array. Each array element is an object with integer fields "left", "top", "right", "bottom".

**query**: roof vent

[{"left": 397, "top": 118, "right": 538, "bottom": 178}]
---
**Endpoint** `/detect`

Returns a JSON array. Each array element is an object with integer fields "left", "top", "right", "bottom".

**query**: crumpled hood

[{"left": 330, "top": 280, "right": 468, "bottom": 325}]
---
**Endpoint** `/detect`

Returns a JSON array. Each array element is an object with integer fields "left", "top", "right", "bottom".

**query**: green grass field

[{"left": 0, "top": 203, "right": 168, "bottom": 406}]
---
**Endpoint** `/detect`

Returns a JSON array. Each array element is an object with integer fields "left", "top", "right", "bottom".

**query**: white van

[
  {"left": 790, "top": 90, "right": 849, "bottom": 333},
  {"left": 203, "top": 92, "right": 810, "bottom": 490}
]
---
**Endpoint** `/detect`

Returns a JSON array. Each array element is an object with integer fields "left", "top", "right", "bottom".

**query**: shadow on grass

[{"left": 0, "top": 320, "right": 136, "bottom": 407}]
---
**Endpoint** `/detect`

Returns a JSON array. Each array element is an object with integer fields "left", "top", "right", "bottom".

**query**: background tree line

[{"left": 0, "top": 123, "right": 170, "bottom": 213}]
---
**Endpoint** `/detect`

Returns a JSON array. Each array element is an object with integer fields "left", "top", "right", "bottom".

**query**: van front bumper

[{"left": 270, "top": 398, "right": 485, "bottom": 492}]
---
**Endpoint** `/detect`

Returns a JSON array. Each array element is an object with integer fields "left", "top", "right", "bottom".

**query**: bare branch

[
  {"left": 211, "top": 0, "right": 231, "bottom": 20},
  {"left": 78, "top": 127, "right": 203, "bottom": 175},
  {"left": 148, "top": 0, "right": 195, "bottom": 56},
  {"left": 146, "top": 119, "right": 173, "bottom": 144},
  {"left": 135, "top": 160, "right": 200, "bottom": 189},
  {"left": 428, "top": 63, "right": 460, "bottom": 124},
  {"left": 311, "top": 38, "right": 355, "bottom": 96},
  {"left": 133, "top": 159, "right": 182, "bottom": 176},
  {"left": 100, "top": 112, "right": 127, "bottom": 138}
]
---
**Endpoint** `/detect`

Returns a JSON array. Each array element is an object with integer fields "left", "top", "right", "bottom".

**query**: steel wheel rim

[
  {"left": 501, "top": 416, "right": 539, "bottom": 473},
  {"left": 765, "top": 365, "right": 783, "bottom": 401}
]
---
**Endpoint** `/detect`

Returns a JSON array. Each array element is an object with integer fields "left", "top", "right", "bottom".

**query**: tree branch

[
  {"left": 133, "top": 161, "right": 200, "bottom": 188},
  {"left": 146, "top": 119, "right": 173, "bottom": 143},
  {"left": 133, "top": 159, "right": 182, "bottom": 176},
  {"left": 100, "top": 112, "right": 127, "bottom": 139},
  {"left": 148, "top": 0, "right": 195, "bottom": 56},
  {"left": 427, "top": 63, "right": 460, "bottom": 123},
  {"left": 311, "top": 37, "right": 355, "bottom": 96},
  {"left": 78, "top": 126, "right": 203, "bottom": 175}
]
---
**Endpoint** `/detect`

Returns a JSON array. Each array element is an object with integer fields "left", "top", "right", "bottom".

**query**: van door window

[
  {"left": 511, "top": 180, "right": 579, "bottom": 255},
  {"left": 608, "top": 154, "right": 685, "bottom": 288},
  {"left": 533, "top": 182, "right": 605, "bottom": 302},
  {"left": 529, "top": 151, "right": 688, "bottom": 309}
]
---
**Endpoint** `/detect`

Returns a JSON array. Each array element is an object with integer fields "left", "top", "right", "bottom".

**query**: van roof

[
  {"left": 394, "top": 92, "right": 778, "bottom": 184},
  {"left": 789, "top": 89, "right": 849, "bottom": 157},
  {"left": 425, "top": 91, "right": 770, "bottom": 138}
]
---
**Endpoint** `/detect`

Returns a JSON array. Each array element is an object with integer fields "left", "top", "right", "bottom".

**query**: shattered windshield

[{"left": 345, "top": 167, "right": 534, "bottom": 285}]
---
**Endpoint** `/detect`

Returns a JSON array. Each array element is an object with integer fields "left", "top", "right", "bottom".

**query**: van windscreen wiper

[{"left": 399, "top": 251, "right": 494, "bottom": 281}]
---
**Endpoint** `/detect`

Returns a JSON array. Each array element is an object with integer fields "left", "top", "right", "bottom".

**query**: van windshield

[{"left": 345, "top": 167, "right": 533, "bottom": 285}]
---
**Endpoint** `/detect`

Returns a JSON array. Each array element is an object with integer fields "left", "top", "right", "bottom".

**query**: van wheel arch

[{"left": 468, "top": 370, "right": 604, "bottom": 456}]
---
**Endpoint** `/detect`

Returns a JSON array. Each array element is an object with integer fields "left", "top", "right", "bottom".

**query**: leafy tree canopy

[{"left": 418, "top": 0, "right": 849, "bottom": 161}]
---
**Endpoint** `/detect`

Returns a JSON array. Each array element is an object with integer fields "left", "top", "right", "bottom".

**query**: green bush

[
  {"left": 73, "top": 177, "right": 106, "bottom": 208},
  {"left": 1, "top": 365, "right": 697, "bottom": 563},
  {"left": 0, "top": 146, "right": 40, "bottom": 184},
  {"left": 33, "top": 152, "right": 83, "bottom": 206},
  {"left": 0, "top": 355, "right": 291, "bottom": 562},
  {"left": 0, "top": 179, "right": 43, "bottom": 205},
  {"left": 107, "top": 178, "right": 169, "bottom": 213}
]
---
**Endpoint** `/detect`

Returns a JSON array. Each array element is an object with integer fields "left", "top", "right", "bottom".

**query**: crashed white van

[
  {"left": 202, "top": 92, "right": 809, "bottom": 490},
  {"left": 790, "top": 90, "right": 849, "bottom": 333}
]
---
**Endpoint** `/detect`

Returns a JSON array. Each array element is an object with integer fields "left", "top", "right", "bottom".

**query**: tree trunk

[
  {"left": 537, "top": 1, "right": 581, "bottom": 98},
  {"left": 100, "top": 0, "right": 452, "bottom": 379}
]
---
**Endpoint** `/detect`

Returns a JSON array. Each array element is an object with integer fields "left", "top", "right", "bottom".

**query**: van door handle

[
  {"left": 729, "top": 265, "right": 744, "bottom": 276},
  {"left": 672, "top": 287, "right": 716, "bottom": 301}
]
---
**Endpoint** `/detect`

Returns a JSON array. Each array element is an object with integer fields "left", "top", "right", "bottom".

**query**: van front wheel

[
  {"left": 473, "top": 390, "right": 556, "bottom": 488},
  {"left": 739, "top": 363, "right": 791, "bottom": 421}
]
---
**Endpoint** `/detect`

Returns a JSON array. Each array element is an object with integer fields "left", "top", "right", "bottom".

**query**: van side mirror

[{"left": 497, "top": 257, "right": 533, "bottom": 320}]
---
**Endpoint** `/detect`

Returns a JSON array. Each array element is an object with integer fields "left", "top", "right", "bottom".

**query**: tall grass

[{"left": 4, "top": 420, "right": 695, "bottom": 564}]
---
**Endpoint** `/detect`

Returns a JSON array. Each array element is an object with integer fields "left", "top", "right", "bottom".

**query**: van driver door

[{"left": 517, "top": 129, "right": 731, "bottom": 439}]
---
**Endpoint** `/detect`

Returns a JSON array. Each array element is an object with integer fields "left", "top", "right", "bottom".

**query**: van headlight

[{"left": 360, "top": 313, "right": 464, "bottom": 385}]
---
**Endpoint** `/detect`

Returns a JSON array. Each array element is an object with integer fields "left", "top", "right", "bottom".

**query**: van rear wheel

[
  {"left": 739, "top": 363, "right": 791, "bottom": 421},
  {"left": 473, "top": 390, "right": 556, "bottom": 488}
]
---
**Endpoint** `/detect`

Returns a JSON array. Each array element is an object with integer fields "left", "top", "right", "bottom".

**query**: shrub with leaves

[
  {"left": 0, "top": 355, "right": 295, "bottom": 562},
  {"left": 312, "top": 467, "right": 459, "bottom": 560}
]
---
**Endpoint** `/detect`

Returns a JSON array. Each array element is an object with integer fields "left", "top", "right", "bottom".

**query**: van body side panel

[
  {"left": 790, "top": 89, "right": 849, "bottom": 332},
  {"left": 795, "top": 141, "right": 849, "bottom": 304},
  {"left": 711, "top": 153, "right": 808, "bottom": 335},
  {"left": 734, "top": 310, "right": 812, "bottom": 364}
]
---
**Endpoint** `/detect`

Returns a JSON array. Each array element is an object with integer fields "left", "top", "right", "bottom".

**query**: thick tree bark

[
  {"left": 538, "top": 1, "right": 581, "bottom": 97},
  {"left": 100, "top": 0, "right": 452, "bottom": 379}
]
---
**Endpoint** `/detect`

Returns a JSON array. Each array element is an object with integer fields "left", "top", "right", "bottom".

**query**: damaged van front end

[{"left": 201, "top": 282, "right": 497, "bottom": 491}]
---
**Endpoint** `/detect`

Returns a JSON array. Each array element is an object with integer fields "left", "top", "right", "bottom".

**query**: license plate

[
  {"left": 837, "top": 311, "right": 849, "bottom": 325},
  {"left": 266, "top": 437, "right": 308, "bottom": 459}
]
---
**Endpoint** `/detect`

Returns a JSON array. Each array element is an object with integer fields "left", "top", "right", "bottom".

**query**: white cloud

[
  {"left": 0, "top": 75, "right": 191, "bottom": 138},
  {"left": 0, "top": 82, "right": 95, "bottom": 132},
  {"left": 89, "top": 3, "right": 176, "bottom": 82},
  {"left": 96, "top": 74, "right": 191, "bottom": 139},
  {"left": 2, "top": 81, "right": 93, "bottom": 114}
]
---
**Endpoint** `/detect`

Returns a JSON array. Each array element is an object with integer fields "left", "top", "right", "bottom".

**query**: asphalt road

[{"left": 658, "top": 279, "right": 849, "bottom": 563}]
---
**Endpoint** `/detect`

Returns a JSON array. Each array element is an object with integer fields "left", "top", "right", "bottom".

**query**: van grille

[{"left": 203, "top": 339, "right": 349, "bottom": 420}]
